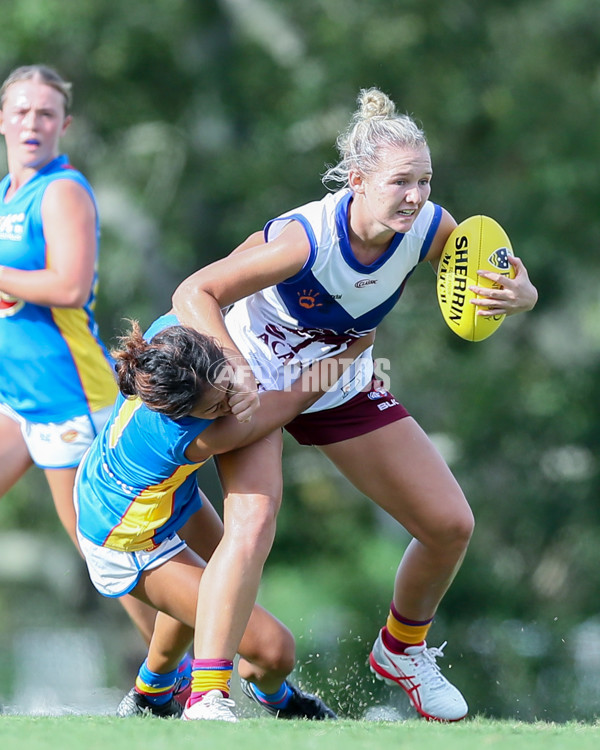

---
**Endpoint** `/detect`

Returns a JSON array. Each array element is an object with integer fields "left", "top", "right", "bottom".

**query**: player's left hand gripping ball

[{"left": 436, "top": 215, "right": 515, "bottom": 342}]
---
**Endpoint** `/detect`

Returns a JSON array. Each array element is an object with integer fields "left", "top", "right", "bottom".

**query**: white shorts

[
  {"left": 0, "top": 403, "right": 112, "bottom": 469},
  {"left": 76, "top": 528, "right": 187, "bottom": 598}
]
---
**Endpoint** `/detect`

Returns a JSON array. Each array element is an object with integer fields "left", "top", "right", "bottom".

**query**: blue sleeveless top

[{"left": 0, "top": 155, "right": 117, "bottom": 421}]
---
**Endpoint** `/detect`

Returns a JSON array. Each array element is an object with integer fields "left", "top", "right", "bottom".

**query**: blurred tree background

[{"left": 1, "top": 0, "right": 600, "bottom": 722}]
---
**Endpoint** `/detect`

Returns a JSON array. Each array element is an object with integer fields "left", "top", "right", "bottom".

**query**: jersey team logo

[
  {"left": 0, "top": 212, "right": 25, "bottom": 241},
  {"left": 297, "top": 289, "right": 323, "bottom": 309},
  {"left": 60, "top": 429, "right": 80, "bottom": 443},
  {"left": 0, "top": 292, "right": 24, "bottom": 318},
  {"left": 488, "top": 247, "right": 511, "bottom": 272}
]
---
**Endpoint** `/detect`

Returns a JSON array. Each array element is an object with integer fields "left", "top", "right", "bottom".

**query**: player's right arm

[
  {"left": 172, "top": 222, "right": 311, "bottom": 422},
  {"left": 185, "top": 331, "right": 374, "bottom": 462},
  {"left": 423, "top": 207, "right": 457, "bottom": 273},
  {"left": 172, "top": 221, "right": 310, "bottom": 347},
  {"left": 0, "top": 180, "right": 97, "bottom": 308},
  {"left": 226, "top": 230, "right": 265, "bottom": 257}
]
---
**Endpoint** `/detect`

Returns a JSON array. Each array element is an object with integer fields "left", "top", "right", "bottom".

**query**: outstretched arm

[{"left": 186, "top": 331, "right": 375, "bottom": 461}]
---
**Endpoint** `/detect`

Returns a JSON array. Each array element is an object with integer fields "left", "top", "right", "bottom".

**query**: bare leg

[
  {"left": 236, "top": 606, "right": 295, "bottom": 693},
  {"left": 145, "top": 613, "right": 193, "bottom": 674},
  {"left": 179, "top": 488, "right": 224, "bottom": 562},
  {"left": 135, "top": 483, "right": 293, "bottom": 692},
  {"left": 45, "top": 466, "right": 159, "bottom": 647},
  {"left": 320, "top": 417, "right": 474, "bottom": 620},
  {"left": 141, "top": 495, "right": 226, "bottom": 673},
  {"left": 137, "top": 542, "right": 294, "bottom": 693},
  {"left": 44, "top": 467, "right": 79, "bottom": 544},
  {"left": 192, "top": 433, "right": 283, "bottom": 660},
  {"left": 0, "top": 414, "right": 33, "bottom": 495},
  {"left": 117, "top": 488, "right": 226, "bottom": 652},
  {"left": 0, "top": 414, "right": 159, "bottom": 649}
]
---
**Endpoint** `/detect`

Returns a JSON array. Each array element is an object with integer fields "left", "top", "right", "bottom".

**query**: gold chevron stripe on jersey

[
  {"left": 109, "top": 396, "right": 143, "bottom": 448},
  {"left": 104, "top": 461, "right": 205, "bottom": 552},
  {"left": 51, "top": 306, "right": 117, "bottom": 411}
]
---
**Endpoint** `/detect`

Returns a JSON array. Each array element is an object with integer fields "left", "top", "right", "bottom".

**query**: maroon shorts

[{"left": 284, "top": 381, "right": 410, "bottom": 446}]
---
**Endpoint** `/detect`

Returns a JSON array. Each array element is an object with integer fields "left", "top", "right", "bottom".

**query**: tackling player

[{"left": 75, "top": 315, "right": 371, "bottom": 721}]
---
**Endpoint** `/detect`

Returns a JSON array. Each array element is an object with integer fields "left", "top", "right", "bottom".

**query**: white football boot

[
  {"left": 369, "top": 630, "right": 468, "bottom": 722},
  {"left": 181, "top": 690, "right": 238, "bottom": 722}
]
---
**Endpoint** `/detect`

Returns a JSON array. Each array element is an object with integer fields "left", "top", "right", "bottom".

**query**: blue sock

[
  {"left": 135, "top": 659, "right": 179, "bottom": 706},
  {"left": 251, "top": 681, "right": 291, "bottom": 709},
  {"left": 176, "top": 653, "right": 193, "bottom": 693}
]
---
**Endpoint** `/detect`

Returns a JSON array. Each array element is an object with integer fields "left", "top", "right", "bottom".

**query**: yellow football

[{"left": 436, "top": 215, "right": 515, "bottom": 342}]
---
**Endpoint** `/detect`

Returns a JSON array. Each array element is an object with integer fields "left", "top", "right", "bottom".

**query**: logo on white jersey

[
  {"left": 297, "top": 289, "right": 324, "bottom": 309},
  {"left": 355, "top": 279, "right": 377, "bottom": 289}
]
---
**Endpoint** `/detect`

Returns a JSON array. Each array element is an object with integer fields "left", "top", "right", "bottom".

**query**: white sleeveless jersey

[{"left": 225, "top": 189, "right": 442, "bottom": 412}]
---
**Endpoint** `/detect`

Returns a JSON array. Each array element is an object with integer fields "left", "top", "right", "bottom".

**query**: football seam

[{"left": 473, "top": 214, "right": 484, "bottom": 341}]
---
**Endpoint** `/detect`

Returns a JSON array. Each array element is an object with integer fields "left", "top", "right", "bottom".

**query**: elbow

[
  {"left": 172, "top": 276, "right": 220, "bottom": 319},
  {"left": 171, "top": 277, "right": 196, "bottom": 313},
  {"left": 171, "top": 284, "right": 184, "bottom": 312},
  {"left": 62, "top": 286, "right": 91, "bottom": 308}
]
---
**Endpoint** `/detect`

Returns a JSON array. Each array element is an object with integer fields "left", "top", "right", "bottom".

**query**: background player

[{"left": 0, "top": 64, "right": 161, "bottom": 652}]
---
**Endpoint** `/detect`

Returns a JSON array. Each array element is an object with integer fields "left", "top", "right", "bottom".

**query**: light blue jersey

[
  {"left": 76, "top": 314, "right": 213, "bottom": 552},
  {"left": 0, "top": 155, "right": 117, "bottom": 422}
]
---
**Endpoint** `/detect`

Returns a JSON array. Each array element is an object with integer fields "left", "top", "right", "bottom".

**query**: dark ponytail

[{"left": 112, "top": 320, "right": 225, "bottom": 419}]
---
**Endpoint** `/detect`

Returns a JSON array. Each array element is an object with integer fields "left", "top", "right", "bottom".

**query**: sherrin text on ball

[{"left": 436, "top": 215, "right": 515, "bottom": 342}]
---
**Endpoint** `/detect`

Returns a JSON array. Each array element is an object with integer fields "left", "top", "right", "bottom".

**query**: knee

[
  {"left": 450, "top": 510, "right": 475, "bottom": 549},
  {"left": 440, "top": 506, "right": 475, "bottom": 552},
  {"left": 226, "top": 492, "right": 281, "bottom": 557},
  {"left": 260, "top": 624, "right": 296, "bottom": 677},
  {"left": 425, "top": 503, "right": 475, "bottom": 555},
  {"left": 241, "top": 621, "right": 296, "bottom": 681}
]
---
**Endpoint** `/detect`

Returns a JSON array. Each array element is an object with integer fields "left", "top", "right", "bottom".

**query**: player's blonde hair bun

[
  {"left": 322, "top": 86, "right": 428, "bottom": 187},
  {"left": 355, "top": 87, "right": 396, "bottom": 121}
]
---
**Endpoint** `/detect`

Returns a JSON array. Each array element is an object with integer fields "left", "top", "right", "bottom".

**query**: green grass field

[{"left": 1, "top": 716, "right": 600, "bottom": 750}]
